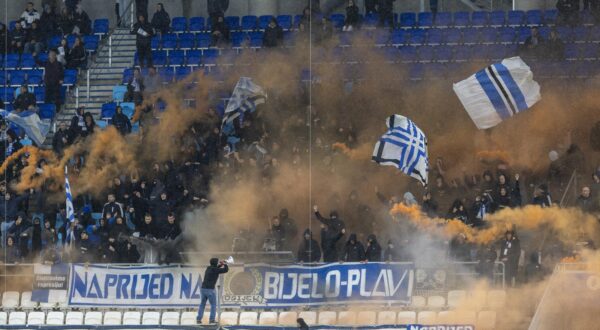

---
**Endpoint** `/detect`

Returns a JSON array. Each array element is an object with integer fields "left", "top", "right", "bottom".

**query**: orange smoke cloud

[
  {"left": 390, "top": 203, "right": 598, "bottom": 245},
  {"left": 332, "top": 142, "right": 372, "bottom": 161},
  {"left": 476, "top": 150, "right": 512, "bottom": 165}
]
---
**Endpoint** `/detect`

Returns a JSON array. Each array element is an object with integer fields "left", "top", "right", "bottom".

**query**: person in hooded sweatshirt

[
  {"left": 365, "top": 234, "right": 382, "bottom": 261},
  {"left": 197, "top": 258, "right": 229, "bottom": 324},
  {"left": 297, "top": 229, "right": 321, "bottom": 263},
  {"left": 138, "top": 213, "right": 160, "bottom": 238},
  {"left": 343, "top": 233, "right": 366, "bottom": 262},
  {"left": 446, "top": 199, "right": 469, "bottom": 223},
  {"left": 112, "top": 105, "right": 132, "bottom": 135},
  {"left": 500, "top": 229, "right": 521, "bottom": 287},
  {"left": 314, "top": 205, "right": 345, "bottom": 262},
  {"left": 151, "top": 3, "right": 171, "bottom": 34},
  {"left": 278, "top": 208, "right": 298, "bottom": 248}
]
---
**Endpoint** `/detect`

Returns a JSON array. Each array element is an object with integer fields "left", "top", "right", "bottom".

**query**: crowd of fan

[{"left": 0, "top": 1, "right": 599, "bottom": 293}]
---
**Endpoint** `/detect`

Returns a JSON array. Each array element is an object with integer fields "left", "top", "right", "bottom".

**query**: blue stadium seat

[
  {"left": 277, "top": 15, "right": 292, "bottom": 30},
  {"left": 67, "top": 34, "right": 77, "bottom": 48},
  {"left": 120, "top": 102, "right": 135, "bottom": 118},
  {"left": 29, "top": 70, "right": 44, "bottom": 84},
  {"left": 507, "top": 10, "right": 525, "bottom": 26},
  {"left": 454, "top": 46, "right": 472, "bottom": 62},
  {"left": 283, "top": 31, "right": 295, "bottom": 47},
  {"left": 171, "top": 17, "right": 187, "bottom": 32},
  {"left": 400, "top": 12, "right": 416, "bottom": 27},
  {"left": 330, "top": 14, "right": 345, "bottom": 29},
  {"left": 480, "top": 27, "right": 497, "bottom": 44},
  {"left": 48, "top": 35, "right": 62, "bottom": 49},
  {"left": 83, "top": 35, "right": 99, "bottom": 51},
  {"left": 425, "top": 63, "right": 447, "bottom": 79},
  {"left": 462, "top": 28, "right": 479, "bottom": 44},
  {"left": 112, "top": 85, "right": 127, "bottom": 102},
  {"left": 159, "top": 67, "right": 174, "bottom": 82},
  {"left": 364, "top": 13, "right": 379, "bottom": 27},
  {"left": 151, "top": 36, "right": 161, "bottom": 49},
  {"left": 203, "top": 48, "right": 219, "bottom": 65},
  {"left": 488, "top": 44, "right": 507, "bottom": 61},
  {"left": 63, "top": 69, "right": 78, "bottom": 85},
  {"left": 427, "top": 29, "right": 443, "bottom": 45},
  {"left": 9, "top": 71, "right": 25, "bottom": 86},
  {"left": 6, "top": 53, "right": 20, "bottom": 68},
  {"left": 526, "top": 10, "right": 543, "bottom": 25},
  {"left": 498, "top": 27, "right": 516, "bottom": 43},
  {"left": 20, "top": 54, "right": 35, "bottom": 68},
  {"left": 436, "top": 46, "right": 453, "bottom": 62},
  {"left": 34, "top": 88, "right": 45, "bottom": 103},
  {"left": 179, "top": 33, "right": 195, "bottom": 49},
  {"left": 418, "top": 46, "right": 435, "bottom": 62},
  {"left": 162, "top": 34, "right": 178, "bottom": 49},
  {"left": 1, "top": 87, "right": 15, "bottom": 102},
  {"left": 373, "top": 31, "right": 389, "bottom": 46},
  {"left": 225, "top": 16, "right": 241, "bottom": 30},
  {"left": 242, "top": 15, "right": 257, "bottom": 30},
  {"left": 152, "top": 50, "right": 167, "bottom": 66},
  {"left": 101, "top": 102, "right": 117, "bottom": 119},
  {"left": 589, "top": 25, "right": 600, "bottom": 42},
  {"left": 581, "top": 43, "right": 599, "bottom": 60},
  {"left": 572, "top": 26, "right": 588, "bottom": 42},
  {"left": 175, "top": 66, "right": 192, "bottom": 80},
  {"left": 409, "top": 29, "right": 427, "bottom": 45},
  {"left": 444, "top": 29, "right": 462, "bottom": 44},
  {"left": 93, "top": 19, "right": 109, "bottom": 35},
  {"left": 122, "top": 68, "right": 133, "bottom": 83},
  {"left": 471, "top": 46, "right": 489, "bottom": 61},
  {"left": 169, "top": 50, "right": 185, "bottom": 66},
  {"left": 434, "top": 12, "right": 453, "bottom": 27},
  {"left": 293, "top": 15, "right": 304, "bottom": 28},
  {"left": 391, "top": 30, "right": 409, "bottom": 46},
  {"left": 409, "top": 64, "right": 425, "bottom": 80},
  {"left": 249, "top": 32, "right": 263, "bottom": 48},
  {"left": 471, "top": 11, "right": 489, "bottom": 27},
  {"left": 543, "top": 9, "right": 558, "bottom": 24},
  {"left": 581, "top": 10, "right": 595, "bottom": 25},
  {"left": 37, "top": 52, "right": 49, "bottom": 64},
  {"left": 220, "top": 49, "right": 237, "bottom": 65},
  {"left": 381, "top": 47, "right": 399, "bottom": 63},
  {"left": 399, "top": 46, "right": 417, "bottom": 62},
  {"left": 0, "top": 72, "right": 6, "bottom": 87},
  {"left": 564, "top": 43, "right": 579, "bottom": 60},
  {"left": 453, "top": 12, "right": 470, "bottom": 27},
  {"left": 189, "top": 17, "right": 205, "bottom": 32},
  {"left": 258, "top": 15, "right": 273, "bottom": 30},
  {"left": 230, "top": 31, "right": 247, "bottom": 48},
  {"left": 38, "top": 104, "right": 56, "bottom": 120},
  {"left": 517, "top": 26, "right": 531, "bottom": 42},
  {"left": 490, "top": 10, "right": 506, "bottom": 26},
  {"left": 186, "top": 49, "right": 202, "bottom": 66},
  {"left": 196, "top": 33, "right": 212, "bottom": 49},
  {"left": 418, "top": 12, "right": 433, "bottom": 27}
]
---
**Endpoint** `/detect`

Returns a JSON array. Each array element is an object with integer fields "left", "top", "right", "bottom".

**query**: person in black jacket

[
  {"left": 52, "top": 121, "right": 71, "bottom": 155},
  {"left": 13, "top": 85, "right": 37, "bottom": 111},
  {"left": 136, "top": 0, "right": 149, "bottom": 22},
  {"left": 138, "top": 213, "right": 160, "bottom": 238},
  {"left": 343, "top": 233, "right": 366, "bottom": 262},
  {"left": 500, "top": 230, "right": 521, "bottom": 287},
  {"left": 102, "top": 194, "right": 124, "bottom": 219},
  {"left": 365, "top": 234, "right": 381, "bottom": 261},
  {"left": 378, "top": 0, "right": 395, "bottom": 28},
  {"left": 297, "top": 229, "right": 321, "bottom": 263},
  {"left": 10, "top": 22, "right": 27, "bottom": 53},
  {"left": 112, "top": 105, "right": 132, "bottom": 135},
  {"left": 207, "top": 0, "right": 229, "bottom": 26},
  {"left": 263, "top": 18, "right": 283, "bottom": 47},
  {"left": 40, "top": 5, "right": 58, "bottom": 39},
  {"left": 58, "top": 8, "right": 73, "bottom": 35},
  {"left": 210, "top": 15, "right": 230, "bottom": 47},
  {"left": 24, "top": 21, "right": 45, "bottom": 56},
  {"left": 197, "top": 258, "right": 229, "bottom": 324},
  {"left": 0, "top": 23, "right": 7, "bottom": 55},
  {"left": 131, "top": 15, "right": 154, "bottom": 68},
  {"left": 151, "top": 3, "right": 170, "bottom": 34},
  {"left": 67, "top": 36, "right": 86, "bottom": 69},
  {"left": 72, "top": 4, "right": 91, "bottom": 35},
  {"left": 44, "top": 50, "right": 64, "bottom": 110},
  {"left": 343, "top": 0, "right": 360, "bottom": 31}
]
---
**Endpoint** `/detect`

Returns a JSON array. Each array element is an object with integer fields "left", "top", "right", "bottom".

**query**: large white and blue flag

[
  {"left": 31, "top": 263, "right": 69, "bottom": 303},
  {"left": 372, "top": 115, "right": 429, "bottom": 186},
  {"left": 0, "top": 109, "right": 50, "bottom": 145},
  {"left": 222, "top": 77, "right": 267, "bottom": 125},
  {"left": 453, "top": 56, "right": 541, "bottom": 130},
  {"left": 65, "top": 167, "right": 75, "bottom": 223}
]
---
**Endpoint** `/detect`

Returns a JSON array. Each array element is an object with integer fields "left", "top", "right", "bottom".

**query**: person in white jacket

[{"left": 20, "top": 2, "right": 41, "bottom": 28}]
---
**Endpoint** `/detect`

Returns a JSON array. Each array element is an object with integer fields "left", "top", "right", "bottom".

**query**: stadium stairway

[{"left": 43, "top": 28, "right": 136, "bottom": 146}]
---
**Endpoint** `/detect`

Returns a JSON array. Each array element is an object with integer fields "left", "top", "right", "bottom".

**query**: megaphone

[{"left": 226, "top": 256, "right": 235, "bottom": 264}]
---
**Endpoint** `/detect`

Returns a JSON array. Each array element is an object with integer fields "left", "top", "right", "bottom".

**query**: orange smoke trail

[
  {"left": 332, "top": 142, "right": 371, "bottom": 161},
  {"left": 476, "top": 150, "right": 512, "bottom": 164},
  {"left": 390, "top": 203, "right": 597, "bottom": 245},
  {"left": 0, "top": 146, "right": 37, "bottom": 174}
]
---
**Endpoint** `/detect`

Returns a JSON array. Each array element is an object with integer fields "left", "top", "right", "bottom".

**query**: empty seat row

[
  {"left": 411, "top": 290, "right": 506, "bottom": 310},
  {"left": 0, "top": 310, "right": 496, "bottom": 327},
  {"left": 1, "top": 291, "right": 67, "bottom": 310},
  {"left": 169, "top": 15, "right": 294, "bottom": 33}
]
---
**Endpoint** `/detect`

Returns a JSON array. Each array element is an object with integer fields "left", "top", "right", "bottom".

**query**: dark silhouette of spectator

[
  {"left": 52, "top": 121, "right": 71, "bottom": 155},
  {"left": 127, "top": 68, "right": 145, "bottom": 105},
  {"left": 207, "top": 0, "right": 230, "bottom": 26},
  {"left": 40, "top": 4, "right": 59, "bottom": 38},
  {"left": 151, "top": 3, "right": 170, "bottom": 34},
  {"left": 0, "top": 23, "right": 7, "bottom": 54},
  {"left": 263, "top": 18, "right": 283, "bottom": 47},
  {"left": 136, "top": 0, "right": 149, "bottom": 21},
  {"left": 112, "top": 105, "right": 132, "bottom": 135},
  {"left": 546, "top": 29, "right": 565, "bottom": 60},
  {"left": 13, "top": 85, "right": 36, "bottom": 111},
  {"left": 24, "top": 21, "right": 45, "bottom": 56},
  {"left": 58, "top": 8, "right": 73, "bottom": 35},
  {"left": 44, "top": 50, "right": 64, "bottom": 110},
  {"left": 378, "top": 0, "right": 395, "bottom": 28},
  {"left": 81, "top": 112, "right": 96, "bottom": 137},
  {"left": 343, "top": 233, "right": 366, "bottom": 262},
  {"left": 365, "top": 0, "right": 377, "bottom": 15},
  {"left": 500, "top": 230, "right": 521, "bottom": 287},
  {"left": 365, "top": 234, "right": 382, "bottom": 261},
  {"left": 556, "top": 0, "right": 579, "bottom": 26},
  {"left": 297, "top": 229, "right": 321, "bottom": 263},
  {"left": 343, "top": 0, "right": 360, "bottom": 31},
  {"left": 10, "top": 22, "right": 27, "bottom": 53},
  {"left": 210, "top": 15, "right": 230, "bottom": 47},
  {"left": 67, "top": 36, "right": 86, "bottom": 69},
  {"left": 132, "top": 15, "right": 154, "bottom": 68},
  {"left": 72, "top": 4, "right": 92, "bottom": 35}
]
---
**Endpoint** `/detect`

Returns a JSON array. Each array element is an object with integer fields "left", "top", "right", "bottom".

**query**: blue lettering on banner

[{"left": 68, "top": 263, "right": 414, "bottom": 308}]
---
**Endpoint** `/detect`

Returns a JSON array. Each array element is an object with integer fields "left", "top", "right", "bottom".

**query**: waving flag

[
  {"left": 453, "top": 57, "right": 541, "bottom": 130},
  {"left": 0, "top": 109, "right": 50, "bottom": 145},
  {"left": 372, "top": 115, "right": 429, "bottom": 186},
  {"left": 65, "top": 167, "right": 75, "bottom": 223},
  {"left": 222, "top": 77, "right": 267, "bottom": 125}
]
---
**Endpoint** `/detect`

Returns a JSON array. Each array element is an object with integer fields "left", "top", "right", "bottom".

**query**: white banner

[{"left": 69, "top": 264, "right": 207, "bottom": 307}]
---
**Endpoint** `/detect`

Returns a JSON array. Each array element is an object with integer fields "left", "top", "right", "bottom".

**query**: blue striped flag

[
  {"left": 453, "top": 57, "right": 541, "bottom": 130},
  {"left": 372, "top": 115, "right": 429, "bottom": 186},
  {"left": 0, "top": 109, "right": 50, "bottom": 145},
  {"left": 222, "top": 77, "right": 267, "bottom": 125},
  {"left": 31, "top": 263, "right": 69, "bottom": 303},
  {"left": 65, "top": 167, "right": 75, "bottom": 223}
]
